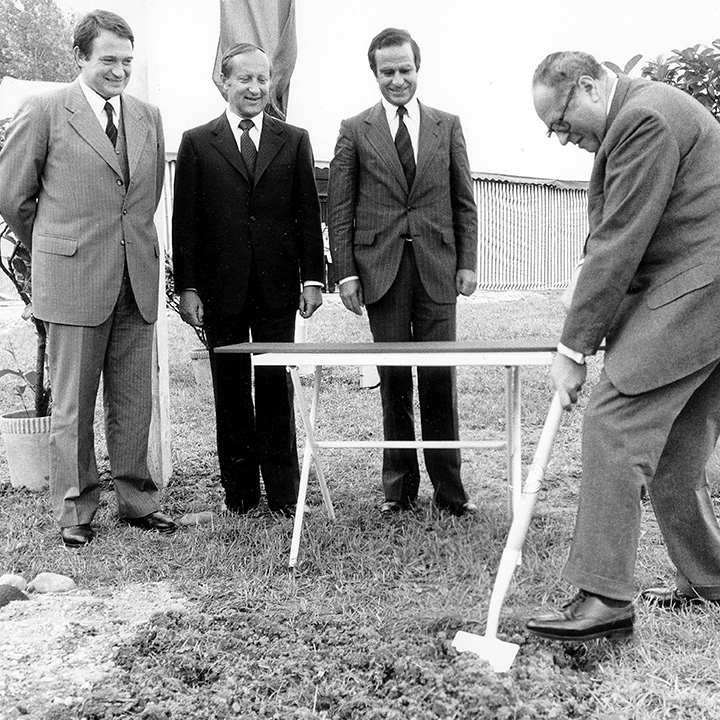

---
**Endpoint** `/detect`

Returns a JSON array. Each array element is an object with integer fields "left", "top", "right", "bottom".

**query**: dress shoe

[
  {"left": 380, "top": 500, "right": 407, "bottom": 515},
  {"left": 60, "top": 524, "right": 95, "bottom": 548},
  {"left": 458, "top": 501, "right": 479, "bottom": 516},
  {"left": 122, "top": 511, "right": 177, "bottom": 534},
  {"left": 526, "top": 591, "right": 634, "bottom": 641},
  {"left": 270, "top": 503, "right": 301, "bottom": 518},
  {"left": 641, "top": 587, "right": 716, "bottom": 609}
]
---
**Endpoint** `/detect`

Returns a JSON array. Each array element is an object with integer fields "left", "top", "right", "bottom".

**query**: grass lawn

[{"left": 1, "top": 291, "right": 720, "bottom": 719}]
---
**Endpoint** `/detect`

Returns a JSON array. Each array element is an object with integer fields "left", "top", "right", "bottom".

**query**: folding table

[{"left": 215, "top": 340, "right": 556, "bottom": 566}]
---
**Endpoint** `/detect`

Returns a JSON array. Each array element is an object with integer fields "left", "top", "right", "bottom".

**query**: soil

[{"left": 0, "top": 582, "right": 187, "bottom": 720}]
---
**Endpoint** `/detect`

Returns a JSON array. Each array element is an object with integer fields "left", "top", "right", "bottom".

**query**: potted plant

[{"left": 0, "top": 219, "right": 51, "bottom": 490}]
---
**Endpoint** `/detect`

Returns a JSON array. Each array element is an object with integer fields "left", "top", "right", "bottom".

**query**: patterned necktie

[
  {"left": 239, "top": 118, "right": 257, "bottom": 179},
  {"left": 395, "top": 105, "right": 416, "bottom": 189},
  {"left": 104, "top": 101, "right": 117, "bottom": 147}
]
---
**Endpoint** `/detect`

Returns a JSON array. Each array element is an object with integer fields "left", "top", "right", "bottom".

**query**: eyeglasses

[{"left": 546, "top": 83, "right": 577, "bottom": 138}]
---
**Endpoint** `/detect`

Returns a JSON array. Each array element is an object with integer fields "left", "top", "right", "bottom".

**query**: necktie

[
  {"left": 394, "top": 105, "right": 416, "bottom": 189},
  {"left": 104, "top": 101, "right": 117, "bottom": 147},
  {"left": 239, "top": 118, "right": 257, "bottom": 178}
]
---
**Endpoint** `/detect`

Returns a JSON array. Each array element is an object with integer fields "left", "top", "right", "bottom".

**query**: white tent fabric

[{"left": 0, "top": 76, "right": 66, "bottom": 121}]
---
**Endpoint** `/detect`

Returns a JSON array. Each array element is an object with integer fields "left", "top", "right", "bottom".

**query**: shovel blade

[{"left": 451, "top": 630, "right": 519, "bottom": 673}]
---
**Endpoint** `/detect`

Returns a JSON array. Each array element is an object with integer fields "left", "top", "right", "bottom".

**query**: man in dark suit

[
  {"left": 0, "top": 10, "right": 175, "bottom": 547},
  {"left": 327, "top": 28, "right": 478, "bottom": 517},
  {"left": 526, "top": 51, "right": 720, "bottom": 642},
  {"left": 172, "top": 43, "right": 324, "bottom": 517}
]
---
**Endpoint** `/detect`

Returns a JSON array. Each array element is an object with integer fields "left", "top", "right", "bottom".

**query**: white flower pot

[{"left": 0, "top": 409, "right": 51, "bottom": 490}]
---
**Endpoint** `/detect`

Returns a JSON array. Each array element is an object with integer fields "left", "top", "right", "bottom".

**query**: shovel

[{"left": 452, "top": 392, "right": 564, "bottom": 672}]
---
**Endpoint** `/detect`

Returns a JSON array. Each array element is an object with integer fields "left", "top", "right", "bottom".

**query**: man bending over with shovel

[{"left": 527, "top": 51, "right": 720, "bottom": 642}]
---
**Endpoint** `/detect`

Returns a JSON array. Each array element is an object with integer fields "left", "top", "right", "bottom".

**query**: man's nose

[
  {"left": 556, "top": 130, "right": 571, "bottom": 146},
  {"left": 391, "top": 72, "right": 404, "bottom": 85}
]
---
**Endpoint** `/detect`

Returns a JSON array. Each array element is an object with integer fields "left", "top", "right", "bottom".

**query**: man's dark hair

[
  {"left": 73, "top": 10, "right": 134, "bottom": 58},
  {"left": 220, "top": 42, "right": 272, "bottom": 78},
  {"left": 533, "top": 51, "right": 604, "bottom": 100},
  {"left": 367, "top": 28, "right": 421, "bottom": 75}
]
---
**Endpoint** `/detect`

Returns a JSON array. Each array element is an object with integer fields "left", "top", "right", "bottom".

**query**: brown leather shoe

[
  {"left": 60, "top": 524, "right": 95, "bottom": 548},
  {"left": 122, "top": 511, "right": 177, "bottom": 534},
  {"left": 641, "top": 587, "right": 717, "bottom": 609},
  {"left": 526, "top": 591, "right": 634, "bottom": 641}
]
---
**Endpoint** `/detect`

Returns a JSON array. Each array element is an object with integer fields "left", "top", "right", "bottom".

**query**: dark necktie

[
  {"left": 394, "top": 105, "right": 416, "bottom": 189},
  {"left": 104, "top": 101, "right": 117, "bottom": 147},
  {"left": 239, "top": 118, "right": 257, "bottom": 178}
]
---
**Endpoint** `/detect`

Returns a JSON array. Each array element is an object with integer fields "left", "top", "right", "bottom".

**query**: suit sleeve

[
  {"left": 292, "top": 129, "right": 324, "bottom": 284},
  {"left": 448, "top": 115, "right": 478, "bottom": 273},
  {"left": 0, "top": 95, "right": 50, "bottom": 248},
  {"left": 327, "top": 119, "right": 359, "bottom": 281},
  {"left": 561, "top": 110, "right": 679, "bottom": 355},
  {"left": 171, "top": 131, "right": 202, "bottom": 293},
  {"left": 153, "top": 105, "right": 166, "bottom": 210}
]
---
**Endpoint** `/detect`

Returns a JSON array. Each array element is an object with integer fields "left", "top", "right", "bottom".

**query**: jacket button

[{"left": 117, "top": 179, "right": 123, "bottom": 186}]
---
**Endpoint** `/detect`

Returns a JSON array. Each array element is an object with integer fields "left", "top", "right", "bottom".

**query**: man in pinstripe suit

[
  {"left": 328, "top": 28, "right": 479, "bottom": 516},
  {"left": 0, "top": 10, "right": 176, "bottom": 547}
]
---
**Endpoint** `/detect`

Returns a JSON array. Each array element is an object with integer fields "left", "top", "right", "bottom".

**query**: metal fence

[
  {"left": 474, "top": 173, "right": 588, "bottom": 291},
  {"left": 161, "top": 158, "right": 588, "bottom": 291}
]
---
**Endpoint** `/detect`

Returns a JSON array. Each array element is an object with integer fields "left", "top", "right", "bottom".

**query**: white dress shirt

[
  {"left": 225, "top": 106, "right": 263, "bottom": 152},
  {"left": 78, "top": 76, "right": 121, "bottom": 136}
]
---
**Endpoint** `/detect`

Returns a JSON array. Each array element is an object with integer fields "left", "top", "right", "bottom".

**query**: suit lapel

[
  {"left": 210, "top": 113, "right": 248, "bottom": 181},
  {"left": 363, "top": 102, "right": 407, "bottom": 192},
  {"left": 65, "top": 80, "right": 123, "bottom": 177},
  {"left": 415, "top": 103, "right": 441, "bottom": 196},
  {"left": 121, "top": 95, "right": 149, "bottom": 179},
  {"left": 255, "top": 114, "right": 284, "bottom": 184}
]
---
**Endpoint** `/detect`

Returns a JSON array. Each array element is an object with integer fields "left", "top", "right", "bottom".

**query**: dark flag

[{"left": 212, "top": 0, "right": 297, "bottom": 119}]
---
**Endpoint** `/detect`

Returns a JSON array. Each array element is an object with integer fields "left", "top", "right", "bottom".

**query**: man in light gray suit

[
  {"left": 328, "top": 28, "right": 478, "bottom": 517},
  {"left": 0, "top": 10, "right": 176, "bottom": 547}
]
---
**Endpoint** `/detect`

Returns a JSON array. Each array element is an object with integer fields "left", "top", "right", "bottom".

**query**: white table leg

[
  {"left": 288, "top": 365, "right": 335, "bottom": 568},
  {"left": 505, "top": 366, "right": 522, "bottom": 518}
]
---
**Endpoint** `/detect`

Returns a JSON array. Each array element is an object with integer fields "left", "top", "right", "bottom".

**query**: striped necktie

[
  {"left": 394, "top": 105, "right": 415, "bottom": 189},
  {"left": 104, "top": 102, "right": 117, "bottom": 147},
  {"left": 239, "top": 118, "right": 257, "bottom": 179}
]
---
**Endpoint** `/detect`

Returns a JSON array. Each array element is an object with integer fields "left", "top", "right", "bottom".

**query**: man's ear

[
  {"left": 577, "top": 75, "right": 601, "bottom": 103},
  {"left": 73, "top": 46, "right": 84, "bottom": 68}
]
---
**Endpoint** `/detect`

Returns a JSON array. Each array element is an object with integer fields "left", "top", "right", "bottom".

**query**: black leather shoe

[
  {"left": 526, "top": 591, "right": 634, "bottom": 641},
  {"left": 641, "top": 587, "right": 716, "bottom": 609},
  {"left": 123, "top": 511, "right": 177, "bottom": 534},
  {"left": 61, "top": 524, "right": 94, "bottom": 548},
  {"left": 271, "top": 503, "right": 297, "bottom": 518},
  {"left": 380, "top": 501, "right": 407, "bottom": 515}
]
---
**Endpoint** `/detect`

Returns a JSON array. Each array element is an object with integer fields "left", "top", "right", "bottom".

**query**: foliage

[
  {"left": 0, "top": 0, "right": 76, "bottom": 83},
  {"left": 606, "top": 40, "right": 720, "bottom": 121},
  {"left": 0, "top": 221, "right": 51, "bottom": 416},
  {"left": 640, "top": 40, "right": 720, "bottom": 120}
]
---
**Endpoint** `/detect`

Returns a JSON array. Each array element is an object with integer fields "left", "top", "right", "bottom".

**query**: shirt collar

[
  {"left": 226, "top": 106, "right": 264, "bottom": 132},
  {"left": 78, "top": 76, "right": 121, "bottom": 121},
  {"left": 382, "top": 96, "right": 420, "bottom": 124},
  {"left": 605, "top": 72, "right": 619, "bottom": 115}
]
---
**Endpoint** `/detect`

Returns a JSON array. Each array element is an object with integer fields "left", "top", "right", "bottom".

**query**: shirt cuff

[
  {"left": 303, "top": 281, "right": 323, "bottom": 288},
  {"left": 338, "top": 276, "right": 359, "bottom": 285},
  {"left": 557, "top": 342, "right": 585, "bottom": 365}
]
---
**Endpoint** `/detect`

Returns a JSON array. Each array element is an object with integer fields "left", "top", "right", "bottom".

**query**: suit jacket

[
  {"left": 0, "top": 79, "right": 165, "bottom": 325},
  {"left": 327, "top": 101, "right": 477, "bottom": 305},
  {"left": 561, "top": 75, "right": 720, "bottom": 395},
  {"left": 171, "top": 112, "right": 324, "bottom": 315}
]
